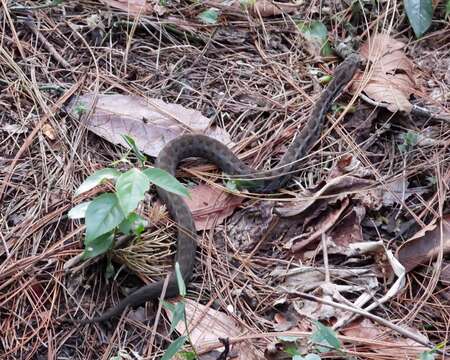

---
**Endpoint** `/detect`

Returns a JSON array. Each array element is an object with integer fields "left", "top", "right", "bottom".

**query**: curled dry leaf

[
  {"left": 272, "top": 266, "right": 375, "bottom": 294},
  {"left": 328, "top": 205, "right": 365, "bottom": 248},
  {"left": 396, "top": 215, "right": 450, "bottom": 272},
  {"left": 166, "top": 299, "right": 261, "bottom": 359},
  {"left": 343, "top": 319, "right": 429, "bottom": 357},
  {"left": 354, "top": 34, "right": 417, "bottom": 113},
  {"left": 101, "top": 0, "right": 153, "bottom": 15},
  {"left": 67, "top": 94, "right": 232, "bottom": 157},
  {"left": 276, "top": 175, "right": 375, "bottom": 217},
  {"left": 184, "top": 183, "right": 243, "bottom": 231},
  {"left": 42, "top": 123, "right": 56, "bottom": 140},
  {"left": 289, "top": 197, "right": 350, "bottom": 254}
]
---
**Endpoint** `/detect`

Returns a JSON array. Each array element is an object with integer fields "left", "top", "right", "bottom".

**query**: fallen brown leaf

[
  {"left": 207, "top": 0, "right": 298, "bottom": 17},
  {"left": 290, "top": 197, "right": 350, "bottom": 254},
  {"left": 354, "top": 34, "right": 417, "bottom": 113},
  {"left": 166, "top": 299, "right": 261, "bottom": 359},
  {"left": 343, "top": 318, "right": 429, "bottom": 357},
  {"left": 276, "top": 175, "right": 375, "bottom": 217},
  {"left": 329, "top": 205, "right": 365, "bottom": 248},
  {"left": 101, "top": 0, "right": 153, "bottom": 15},
  {"left": 42, "top": 123, "right": 56, "bottom": 140},
  {"left": 185, "top": 184, "right": 243, "bottom": 231},
  {"left": 396, "top": 215, "right": 450, "bottom": 272},
  {"left": 67, "top": 94, "right": 232, "bottom": 157}
]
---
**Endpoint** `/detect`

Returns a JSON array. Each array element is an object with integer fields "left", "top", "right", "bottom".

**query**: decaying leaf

[
  {"left": 226, "top": 201, "right": 278, "bottom": 251},
  {"left": 288, "top": 197, "right": 350, "bottom": 254},
  {"left": 42, "top": 123, "right": 56, "bottom": 140},
  {"left": 354, "top": 34, "right": 417, "bottom": 113},
  {"left": 271, "top": 266, "right": 376, "bottom": 294},
  {"left": 67, "top": 94, "right": 232, "bottom": 157},
  {"left": 208, "top": 0, "right": 298, "bottom": 17},
  {"left": 276, "top": 175, "right": 375, "bottom": 217},
  {"left": 397, "top": 215, "right": 450, "bottom": 272},
  {"left": 343, "top": 319, "right": 429, "bottom": 357},
  {"left": 1, "top": 123, "right": 27, "bottom": 134},
  {"left": 184, "top": 184, "right": 243, "bottom": 231},
  {"left": 166, "top": 299, "right": 261, "bottom": 359},
  {"left": 101, "top": 0, "right": 153, "bottom": 15},
  {"left": 328, "top": 205, "right": 365, "bottom": 248}
]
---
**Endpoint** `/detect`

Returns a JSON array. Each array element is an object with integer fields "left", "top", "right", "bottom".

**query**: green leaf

[
  {"left": 446, "top": 0, "right": 450, "bottom": 18},
  {"left": 162, "top": 301, "right": 176, "bottom": 312},
  {"left": 170, "top": 302, "right": 186, "bottom": 334},
  {"left": 161, "top": 336, "right": 187, "bottom": 360},
  {"left": 240, "top": 0, "right": 256, "bottom": 8},
  {"left": 303, "top": 355, "right": 321, "bottom": 360},
  {"left": 178, "top": 351, "right": 196, "bottom": 360},
  {"left": 420, "top": 351, "right": 436, "bottom": 360},
  {"left": 75, "top": 168, "right": 120, "bottom": 196},
  {"left": 284, "top": 345, "right": 301, "bottom": 356},
  {"left": 143, "top": 168, "right": 189, "bottom": 198},
  {"left": 311, "top": 321, "right": 341, "bottom": 352},
  {"left": 198, "top": 8, "right": 219, "bottom": 24},
  {"left": 118, "top": 212, "right": 148, "bottom": 236},
  {"left": 404, "top": 0, "right": 433, "bottom": 38},
  {"left": 82, "top": 231, "right": 114, "bottom": 259},
  {"left": 85, "top": 193, "right": 125, "bottom": 241},
  {"left": 297, "top": 21, "right": 333, "bottom": 56},
  {"left": 68, "top": 201, "right": 91, "bottom": 219},
  {"left": 175, "top": 262, "right": 187, "bottom": 297},
  {"left": 116, "top": 168, "right": 150, "bottom": 215},
  {"left": 122, "top": 134, "right": 147, "bottom": 164}
]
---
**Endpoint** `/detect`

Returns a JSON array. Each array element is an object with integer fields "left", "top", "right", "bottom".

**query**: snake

[{"left": 76, "top": 54, "right": 360, "bottom": 324}]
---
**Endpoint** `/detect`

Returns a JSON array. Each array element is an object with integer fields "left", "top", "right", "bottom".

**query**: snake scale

[{"left": 78, "top": 54, "right": 360, "bottom": 324}]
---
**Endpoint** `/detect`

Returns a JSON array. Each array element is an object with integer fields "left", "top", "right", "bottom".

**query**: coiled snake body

[{"left": 80, "top": 54, "right": 360, "bottom": 323}]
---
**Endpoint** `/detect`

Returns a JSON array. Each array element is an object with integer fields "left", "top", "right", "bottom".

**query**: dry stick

[
  {"left": 360, "top": 93, "right": 450, "bottom": 122},
  {"left": 24, "top": 20, "right": 71, "bottom": 69},
  {"left": 0, "top": 81, "right": 83, "bottom": 202},
  {"left": 147, "top": 274, "right": 171, "bottom": 358},
  {"left": 289, "top": 291, "right": 444, "bottom": 355}
]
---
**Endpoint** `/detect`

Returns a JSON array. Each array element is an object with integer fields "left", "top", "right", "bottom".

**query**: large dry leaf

[
  {"left": 166, "top": 299, "right": 261, "bottom": 359},
  {"left": 289, "top": 197, "right": 350, "bottom": 254},
  {"left": 354, "top": 34, "right": 417, "bottom": 113},
  {"left": 343, "top": 319, "right": 429, "bottom": 357},
  {"left": 101, "top": 0, "right": 153, "bottom": 15},
  {"left": 68, "top": 94, "right": 232, "bottom": 157},
  {"left": 397, "top": 215, "right": 450, "bottom": 272},
  {"left": 184, "top": 184, "right": 243, "bottom": 231}
]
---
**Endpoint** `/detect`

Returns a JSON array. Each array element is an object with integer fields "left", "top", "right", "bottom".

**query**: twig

[
  {"left": 360, "top": 92, "right": 450, "bottom": 122},
  {"left": 289, "top": 291, "right": 443, "bottom": 355},
  {"left": 24, "top": 19, "right": 71, "bottom": 69}
]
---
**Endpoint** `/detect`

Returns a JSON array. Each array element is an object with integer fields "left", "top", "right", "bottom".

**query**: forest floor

[{"left": 1, "top": 1, "right": 449, "bottom": 359}]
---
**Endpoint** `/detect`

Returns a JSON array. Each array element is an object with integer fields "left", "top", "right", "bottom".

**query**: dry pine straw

[{"left": 0, "top": 1, "right": 449, "bottom": 359}]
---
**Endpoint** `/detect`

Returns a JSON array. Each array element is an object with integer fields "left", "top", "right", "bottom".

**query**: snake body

[{"left": 80, "top": 54, "right": 360, "bottom": 323}]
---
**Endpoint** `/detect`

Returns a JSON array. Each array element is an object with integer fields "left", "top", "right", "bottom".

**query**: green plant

[
  {"left": 68, "top": 135, "right": 189, "bottom": 259},
  {"left": 419, "top": 341, "right": 447, "bottom": 360},
  {"left": 296, "top": 20, "right": 333, "bottom": 57},
  {"left": 398, "top": 130, "right": 419, "bottom": 153},
  {"left": 161, "top": 263, "right": 198, "bottom": 360},
  {"left": 278, "top": 321, "right": 342, "bottom": 359}
]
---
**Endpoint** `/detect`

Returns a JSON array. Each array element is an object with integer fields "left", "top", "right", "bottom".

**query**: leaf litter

[{"left": 1, "top": 1, "right": 449, "bottom": 360}]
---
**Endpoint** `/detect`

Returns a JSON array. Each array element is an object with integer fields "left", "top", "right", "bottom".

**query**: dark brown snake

[{"left": 77, "top": 54, "right": 360, "bottom": 324}]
